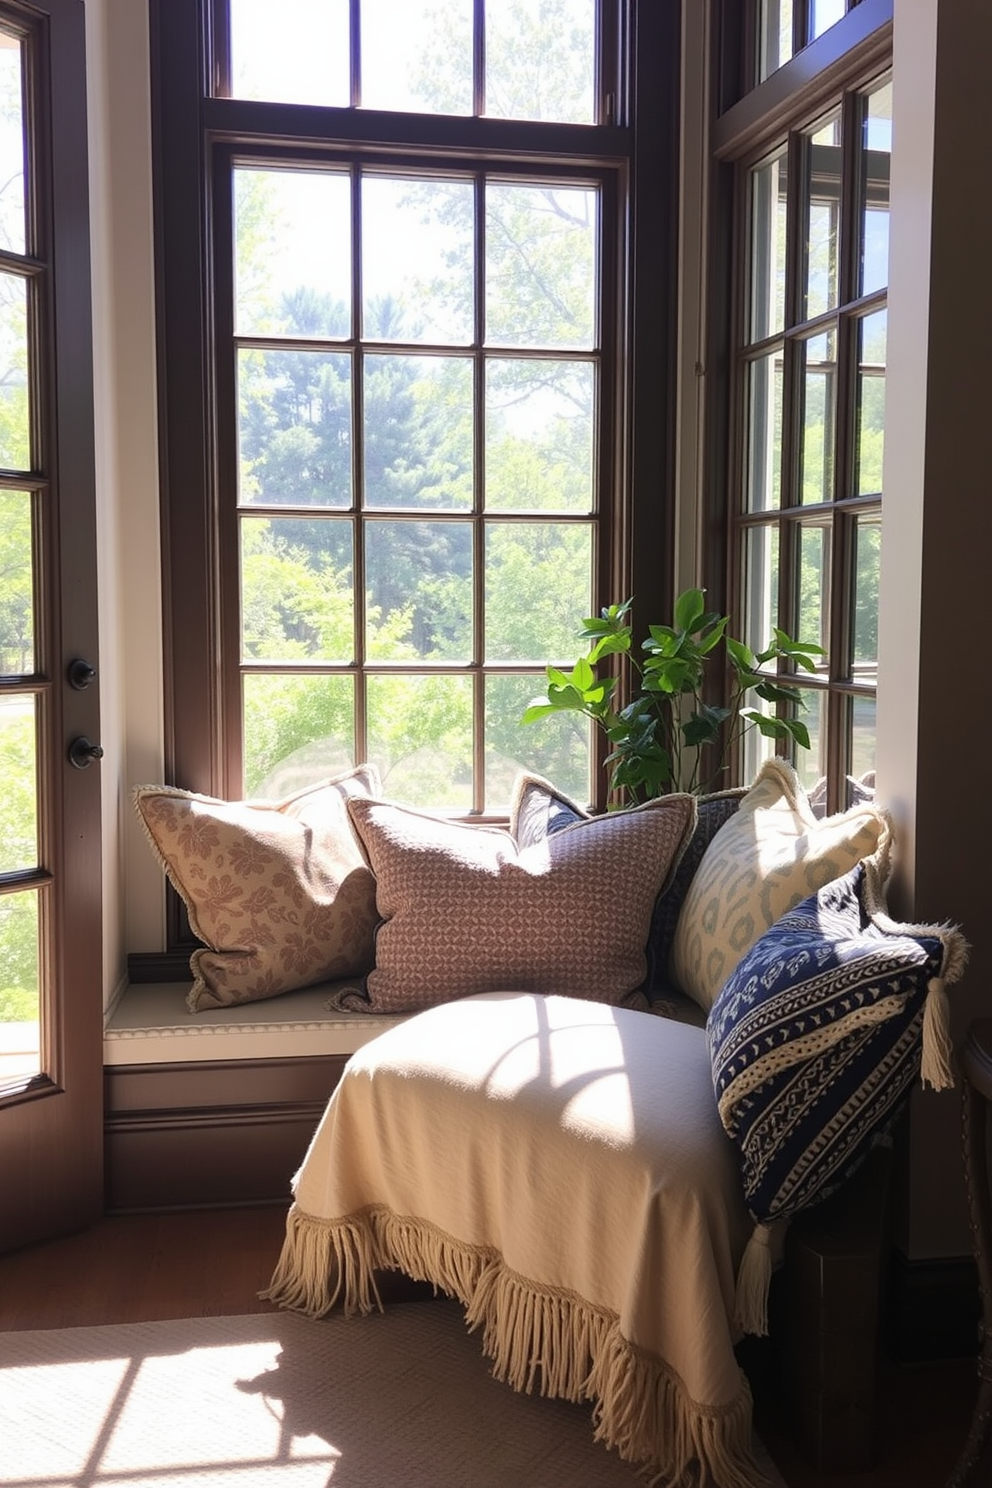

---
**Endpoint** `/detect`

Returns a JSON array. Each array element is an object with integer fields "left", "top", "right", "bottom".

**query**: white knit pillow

[{"left": 670, "top": 758, "right": 892, "bottom": 1013}]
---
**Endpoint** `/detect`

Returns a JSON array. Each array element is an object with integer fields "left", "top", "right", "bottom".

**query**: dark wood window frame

[{"left": 141, "top": 0, "right": 681, "bottom": 971}]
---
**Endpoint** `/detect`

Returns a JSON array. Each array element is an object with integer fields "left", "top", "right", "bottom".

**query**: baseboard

[{"left": 887, "top": 1250, "right": 981, "bottom": 1362}]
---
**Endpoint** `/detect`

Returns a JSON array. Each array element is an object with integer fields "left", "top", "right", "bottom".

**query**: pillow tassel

[
  {"left": 734, "top": 1222, "right": 773, "bottom": 1337},
  {"left": 921, "top": 975, "right": 954, "bottom": 1091}
]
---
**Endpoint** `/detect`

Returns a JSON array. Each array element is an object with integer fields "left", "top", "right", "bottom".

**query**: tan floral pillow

[
  {"left": 134, "top": 765, "right": 381, "bottom": 1012},
  {"left": 344, "top": 792, "right": 697, "bottom": 1014}
]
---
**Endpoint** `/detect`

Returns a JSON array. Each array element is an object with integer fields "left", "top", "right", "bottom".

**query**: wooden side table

[{"left": 946, "top": 1019, "right": 992, "bottom": 1488}]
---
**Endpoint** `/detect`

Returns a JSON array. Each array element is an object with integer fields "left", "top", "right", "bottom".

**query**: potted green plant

[{"left": 522, "top": 588, "right": 824, "bottom": 802}]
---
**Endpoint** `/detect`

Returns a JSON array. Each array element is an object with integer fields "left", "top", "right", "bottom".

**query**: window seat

[
  {"left": 104, "top": 981, "right": 407, "bottom": 1066},
  {"left": 103, "top": 981, "right": 407, "bottom": 1213}
]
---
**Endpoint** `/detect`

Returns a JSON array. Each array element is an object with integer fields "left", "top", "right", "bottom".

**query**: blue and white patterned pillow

[{"left": 708, "top": 861, "right": 967, "bottom": 1231}]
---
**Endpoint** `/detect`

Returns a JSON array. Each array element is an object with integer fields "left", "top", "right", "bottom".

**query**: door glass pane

[
  {"left": 486, "top": 672, "right": 591, "bottom": 813},
  {"left": 799, "top": 329, "right": 836, "bottom": 505},
  {"left": 0, "top": 887, "right": 38, "bottom": 1091},
  {"left": 743, "top": 523, "right": 779, "bottom": 657},
  {"left": 230, "top": 0, "right": 350, "bottom": 107},
  {"left": 757, "top": 0, "right": 793, "bottom": 80},
  {"left": 748, "top": 151, "right": 787, "bottom": 342},
  {"left": 241, "top": 516, "right": 354, "bottom": 663},
  {"left": 804, "top": 115, "right": 841, "bottom": 320},
  {"left": 485, "top": 520, "right": 592, "bottom": 661},
  {"left": 234, "top": 168, "right": 351, "bottom": 339},
  {"left": 486, "top": 182, "right": 597, "bottom": 349},
  {"left": 852, "top": 514, "right": 880, "bottom": 678},
  {"left": 237, "top": 349, "right": 353, "bottom": 507},
  {"left": 0, "top": 272, "right": 29, "bottom": 469},
  {"left": 367, "top": 673, "right": 472, "bottom": 808},
  {"left": 860, "top": 82, "right": 892, "bottom": 296},
  {"left": 364, "top": 355, "right": 473, "bottom": 509},
  {"left": 365, "top": 520, "right": 473, "bottom": 661},
  {"left": 745, "top": 351, "right": 783, "bottom": 512},
  {"left": 0, "top": 489, "right": 33, "bottom": 673},
  {"left": 485, "top": 359, "right": 594, "bottom": 513},
  {"left": 798, "top": 523, "right": 830, "bottom": 661},
  {"left": 242, "top": 673, "right": 355, "bottom": 798},
  {"left": 0, "top": 693, "right": 36, "bottom": 874},
  {"left": 362, "top": 176, "right": 474, "bottom": 345},
  {"left": 486, "top": 0, "right": 595, "bottom": 124},
  {"left": 0, "top": 31, "right": 25, "bottom": 257},
  {"left": 361, "top": 0, "right": 473, "bottom": 116},
  {"left": 856, "top": 310, "right": 886, "bottom": 496}
]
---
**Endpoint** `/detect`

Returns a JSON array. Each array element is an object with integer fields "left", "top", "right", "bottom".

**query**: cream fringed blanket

[{"left": 263, "top": 993, "right": 765, "bottom": 1488}]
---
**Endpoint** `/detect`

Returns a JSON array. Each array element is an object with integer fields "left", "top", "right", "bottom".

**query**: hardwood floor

[{"left": 0, "top": 1206, "right": 981, "bottom": 1487}]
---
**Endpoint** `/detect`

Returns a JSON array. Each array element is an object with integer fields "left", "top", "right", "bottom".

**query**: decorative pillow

[
  {"left": 509, "top": 773, "right": 745, "bottom": 1000},
  {"left": 707, "top": 860, "right": 967, "bottom": 1333},
  {"left": 134, "top": 765, "right": 381, "bottom": 1012},
  {"left": 670, "top": 757, "right": 893, "bottom": 1013},
  {"left": 345, "top": 792, "right": 697, "bottom": 1013}
]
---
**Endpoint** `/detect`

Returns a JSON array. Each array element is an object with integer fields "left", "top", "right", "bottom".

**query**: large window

[
  {"left": 714, "top": 3, "right": 891, "bottom": 814},
  {"left": 153, "top": 1, "right": 674, "bottom": 859}
]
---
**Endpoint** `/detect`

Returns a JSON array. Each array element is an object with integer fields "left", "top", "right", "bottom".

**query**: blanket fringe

[{"left": 262, "top": 1202, "right": 770, "bottom": 1488}]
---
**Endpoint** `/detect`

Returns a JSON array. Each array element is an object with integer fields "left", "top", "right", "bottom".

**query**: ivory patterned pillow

[
  {"left": 134, "top": 765, "right": 381, "bottom": 1012},
  {"left": 345, "top": 793, "right": 697, "bottom": 1013},
  {"left": 670, "top": 758, "right": 892, "bottom": 1014}
]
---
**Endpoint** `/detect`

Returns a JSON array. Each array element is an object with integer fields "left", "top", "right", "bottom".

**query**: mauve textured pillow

[
  {"left": 345, "top": 792, "right": 697, "bottom": 1014},
  {"left": 134, "top": 764, "right": 381, "bottom": 1012}
]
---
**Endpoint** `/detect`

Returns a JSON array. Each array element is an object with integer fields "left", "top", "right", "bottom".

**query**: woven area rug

[{"left": 0, "top": 1301, "right": 788, "bottom": 1487}]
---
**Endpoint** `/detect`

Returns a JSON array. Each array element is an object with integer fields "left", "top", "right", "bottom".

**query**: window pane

[
  {"left": 860, "top": 82, "right": 891, "bottom": 296},
  {"left": 367, "top": 673, "right": 472, "bottom": 808},
  {"left": 238, "top": 349, "right": 353, "bottom": 507},
  {"left": 0, "top": 273, "right": 29, "bottom": 470},
  {"left": 361, "top": 0, "right": 473, "bottom": 116},
  {"left": 242, "top": 673, "right": 355, "bottom": 797},
  {"left": 810, "top": 0, "right": 846, "bottom": 41},
  {"left": 486, "top": 0, "right": 595, "bottom": 125},
  {"left": 849, "top": 694, "right": 876, "bottom": 797},
  {"left": 856, "top": 310, "right": 886, "bottom": 496},
  {"left": 241, "top": 517, "right": 353, "bottom": 662},
  {"left": 485, "top": 520, "right": 592, "bottom": 661},
  {"left": 748, "top": 152, "right": 787, "bottom": 342},
  {"left": 365, "top": 519, "right": 472, "bottom": 661},
  {"left": 485, "top": 673, "right": 591, "bottom": 813},
  {"left": 799, "top": 329, "right": 836, "bottom": 504},
  {"left": 486, "top": 182, "right": 597, "bottom": 350},
  {"left": 230, "top": 0, "right": 350, "bottom": 107},
  {"left": 745, "top": 351, "right": 783, "bottom": 512},
  {"left": 486, "top": 359, "right": 594, "bottom": 513},
  {"left": 744, "top": 523, "right": 779, "bottom": 657},
  {"left": 798, "top": 523, "right": 830, "bottom": 661},
  {"left": 0, "top": 33, "right": 26, "bottom": 256},
  {"left": 792, "top": 686, "right": 827, "bottom": 800},
  {"left": 234, "top": 168, "right": 351, "bottom": 339},
  {"left": 0, "top": 694, "right": 36, "bottom": 873},
  {"left": 0, "top": 489, "right": 33, "bottom": 673},
  {"left": 0, "top": 887, "right": 39, "bottom": 1089},
  {"left": 364, "top": 354, "right": 473, "bottom": 510},
  {"left": 362, "top": 176, "right": 474, "bottom": 345},
  {"left": 758, "top": 0, "right": 794, "bottom": 80},
  {"left": 852, "top": 514, "right": 880, "bottom": 677},
  {"left": 804, "top": 115, "right": 841, "bottom": 320}
]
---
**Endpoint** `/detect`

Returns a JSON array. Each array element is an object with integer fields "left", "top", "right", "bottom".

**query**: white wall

[{"left": 85, "top": 0, "right": 165, "bottom": 1012}]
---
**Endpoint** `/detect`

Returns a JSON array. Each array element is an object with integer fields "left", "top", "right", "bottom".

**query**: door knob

[
  {"left": 68, "top": 658, "right": 97, "bottom": 690},
  {"left": 68, "top": 736, "right": 104, "bottom": 770}
]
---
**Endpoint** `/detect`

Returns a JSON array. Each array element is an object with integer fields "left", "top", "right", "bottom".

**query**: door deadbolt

[
  {"left": 68, "top": 658, "right": 97, "bottom": 690},
  {"left": 68, "top": 736, "right": 104, "bottom": 769}
]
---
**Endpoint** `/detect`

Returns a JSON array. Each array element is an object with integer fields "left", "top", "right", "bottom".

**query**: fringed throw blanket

[{"left": 264, "top": 993, "right": 765, "bottom": 1487}]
